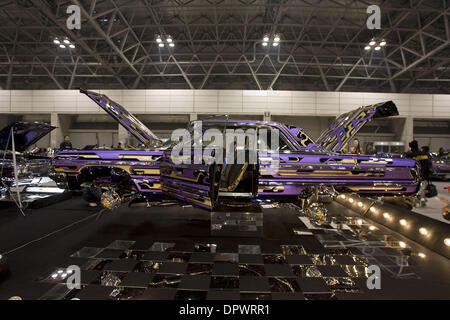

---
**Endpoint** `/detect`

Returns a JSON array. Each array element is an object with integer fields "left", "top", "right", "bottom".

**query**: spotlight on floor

[
  {"left": 419, "top": 227, "right": 429, "bottom": 236},
  {"left": 444, "top": 238, "right": 450, "bottom": 247}
]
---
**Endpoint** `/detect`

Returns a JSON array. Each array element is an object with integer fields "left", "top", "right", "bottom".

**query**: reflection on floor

[
  {"left": 20, "top": 200, "right": 449, "bottom": 300},
  {"left": 414, "top": 181, "right": 449, "bottom": 224}
]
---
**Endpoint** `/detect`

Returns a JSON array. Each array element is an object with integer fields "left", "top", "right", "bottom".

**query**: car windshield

[{"left": 164, "top": 121, "right": 293, "bottom": 151}]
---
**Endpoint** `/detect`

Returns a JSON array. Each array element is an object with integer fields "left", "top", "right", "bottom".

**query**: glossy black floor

[{"left": 0, "top": 196, "right": 449, "bottom": 300}]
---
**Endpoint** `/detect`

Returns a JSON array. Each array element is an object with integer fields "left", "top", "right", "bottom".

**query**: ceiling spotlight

[
  {"left": 156, "top": 36, "right": 162, "bottom": 43},
  {"left": 262, "top": 42, "right": 268, "bottom": 47},
  {"left": 63, "top": 39, "right": 70, "bottom": 44},
  {"left": 166, "top": 37, "right": 173, "bottom": 43},
  {"left": 349, "top": 198, "right": 354, "bottom": 203},
  {"left": 369, "top": 40, "right": 376, "bottom": 46},
  {"left": 357, "top": 219, "right": 363, "bottom": 226},
  {"left": 369, "top": 225, "right": 376, "bottom": 231},
  {"left": 383, "top": 212, "right": 391, "bottom": 220},
  {"left": 357, "top": 202, "right": 363, "bottom": 207},
  {"left": 59, "top": 44, "right": 66, "bottom": 49},
  {"left": 263, "top": 36, "right": 269, "bottom": 42},
  {"left": 418, "top": 253, "right": 426, "bottom": 259},
  {"left": 369, "top": 207, "right": 376, "bottom": 213},
  {"left": 340, "top": 195, "right": 346, "bottom": 199},
  {"left": 380, "top": 40, "right": 387, "bottom": 46},
  {"left": 158, "top": 43, "right": 164, "bottom": 48},
  {"left": 364, "top": 46, "right": 371, "bottom": 51},
  {"left": 53, "top": 39, "right": 60, "bottom": 44},
  {"left": 419, "top": 227, "right": 429, "bottom": 236},
  {"left": 169, "top": 43, "right": 175, "bottom": 47},
  {"left": 399, "top": 241, "right": 406, "bottom": 248},
  {"left": 399, "top": 219, "right": 408, "bottom": 227},
  {"left": 274, "top": 35, "right": 280, "bottom": 42},
  {"left": 272, "top": 42, "right": 279, "bottom": 47},
  {"left": 444, "top": 238, "right": 450, "bottom": 247},
  {"left": 69, "top": 44, "right": 75, "bottom": 49},
  {"left": 374, "top": 46, "right": 381, "bottom": 51}
]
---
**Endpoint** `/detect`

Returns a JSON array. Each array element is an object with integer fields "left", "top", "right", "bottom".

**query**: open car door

[
  {"left": 161, "top": 148, "right": 222, "bottom": 210},
  {"left": 313, "top": 101, "right": 399, "bottom": 152},
  {"left": 160, "top": 121, "right": 259, "bottom": 210}
]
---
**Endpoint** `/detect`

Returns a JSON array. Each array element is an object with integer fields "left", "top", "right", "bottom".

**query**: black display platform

[{"left": 0, "top": 197, "right": 449, "bottom": 300}]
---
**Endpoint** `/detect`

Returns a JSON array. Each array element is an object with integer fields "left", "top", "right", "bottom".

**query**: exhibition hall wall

[
  {"left": 1, "top": 90, "right": 449, "bottom": 117},
  {"left": 0, "top": 89, "right": 449, "bottom": 150}
]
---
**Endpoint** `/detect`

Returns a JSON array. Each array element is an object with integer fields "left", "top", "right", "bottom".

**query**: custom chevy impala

[{"left": 52, "top": 90, "right": 420, "bottom": 210}]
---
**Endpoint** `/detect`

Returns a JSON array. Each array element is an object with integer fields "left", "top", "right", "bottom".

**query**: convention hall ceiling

[{"left": 0, "top": 0, "right": 448, "bottom": 93}]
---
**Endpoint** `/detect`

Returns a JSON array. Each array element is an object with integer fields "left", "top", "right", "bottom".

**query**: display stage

[{"left": 0, "top": 196, "right": 449, "bottom": 300}]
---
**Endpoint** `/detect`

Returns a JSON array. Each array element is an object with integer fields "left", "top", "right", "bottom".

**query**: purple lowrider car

[
  {"left": 52, "top": 90, "right": 420, "bottom": 210},
  {"left": 432, "top": 154, "right": 450, "bottom": 179}
]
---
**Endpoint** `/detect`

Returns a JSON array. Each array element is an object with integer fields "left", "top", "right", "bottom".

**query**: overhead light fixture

[
  {"left": 357, "top": 219, "right": 363, "bottom": 226},
  {"left": 399, "top": 219, "right": 408, "bottom": 227},
  {"left": 369, "top": 207, "right": 376, "bottom": 213},
  {"left": 349, "top": 198, "right": 354, "bottom": 203},
  {"left": 383, "top": 212, "right": 391, "bottom": 220},
  {"left": 166, "top": 36, "right": 173, "bottom": 43},
  {"left": 357, "top": 201, "right": 363, "bottom": 207},
  {"left": 169, "top": 43, "right": 175, "bottom": 47},
  {"left": 364, "top": 46, "right": 371, "bottom": 50},
  {"left": 369, "top": 225, "right": 376, "bottom": 231},
  {"left": 63, "top": 39, "right": 70, "bottom": 44},
  {"left": 69, "top": 44, "right": 75, "bottom": 49},
  {"left": 444, "top": 238, "right": 450, "bottom": 247},
  {"left": 374, "top": 46, "right": 381, "bottom": 51},
  {"left": 59, "top": 44, "right": 66, "bottom": 49},
  {"left": 418, "top": 253, "right": 426, "bottom": 259},
  {"left": 262, "top": 42, "right": 268, "bottom": 47},
  {"left": 380, "top": 40, "right": 387, "bottom": 46},
  {"left": 156, "top": 36, "right": 162, "bottom": 43},
  {"left": 369, "top": 40, "right": 376, "bottom": 46},
  {"left": 274, "top": 35, "right": 280, "bottom": 42},
  {"left": 263, "top": 36, "right": 269, "bottom": 42},
  {"left": 272, "top": 42, "right": 279, "bottom": 47},
  {"left": 419, "top": 227, "right": 429, "bottom": 236},
  {"left": 158, "top": 43, "right": 164, "bottom": 48},
  {"left": 399, "top": 241, "right": 406, "bottom": 248},
  {"left": 53, "top": 38, "right": 60, "bottom": 44}
]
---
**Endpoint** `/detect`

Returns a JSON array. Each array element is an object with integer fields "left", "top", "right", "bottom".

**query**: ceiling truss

[{"left": 0, "top": 0, "right": 448, "bottom": 93}]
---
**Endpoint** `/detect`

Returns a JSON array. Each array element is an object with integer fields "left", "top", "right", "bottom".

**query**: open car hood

[
  {"left": 313, "top": 101, "right": 399, "bottom": 152},
  {"left": 0, "top": 122, "right": 55, "bottom": 153},
  {"left": 80, "top": 89, "right": 161, "bottom": 147}
]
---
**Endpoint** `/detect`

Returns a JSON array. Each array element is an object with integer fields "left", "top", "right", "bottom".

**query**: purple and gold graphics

[{"left": 313, "top": 101, "right": 398, "bottom": 152}]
